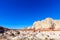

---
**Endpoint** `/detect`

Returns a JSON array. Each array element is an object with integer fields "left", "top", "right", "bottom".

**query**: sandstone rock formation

[
  {"left": 53, "top": 20, "right": 60, "bottom": 30},
  {"left": 32, "top": 18, "right": 60, "bottom": 31}
]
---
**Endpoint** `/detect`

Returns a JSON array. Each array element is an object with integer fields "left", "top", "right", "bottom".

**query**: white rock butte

[{"left": 32, "top": 18, "right": 60, "bottom": 30}]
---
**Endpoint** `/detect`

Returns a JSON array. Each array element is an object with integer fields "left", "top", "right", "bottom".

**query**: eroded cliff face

[{"left": 32, "top": 18, "right": 60, "bottom": 30}]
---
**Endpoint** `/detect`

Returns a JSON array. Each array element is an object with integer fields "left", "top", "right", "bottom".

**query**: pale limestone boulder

[{"left": 36, "top": 33, "right": 48, "bottom": 40}]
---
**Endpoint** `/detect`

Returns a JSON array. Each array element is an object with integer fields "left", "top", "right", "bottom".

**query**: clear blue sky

[{"left": 0, "top": 0, "right": 60, "bottom": 29}]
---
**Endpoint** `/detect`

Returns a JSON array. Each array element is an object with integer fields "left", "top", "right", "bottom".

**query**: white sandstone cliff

[{"left": 32, "top": 18, "right": 60, "bottom": 30}]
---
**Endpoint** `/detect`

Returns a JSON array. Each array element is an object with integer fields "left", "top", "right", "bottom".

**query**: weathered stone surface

[
  {"left": 32, "top": 18, "right": 60, "bottom": 30},
  {"left": 32, "top": 18, "right": 53, "bottom": 30}
]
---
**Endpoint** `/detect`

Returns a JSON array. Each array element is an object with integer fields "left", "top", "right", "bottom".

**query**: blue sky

[{"left": 0, "top": 0, "right": 60, "bottom": 29}]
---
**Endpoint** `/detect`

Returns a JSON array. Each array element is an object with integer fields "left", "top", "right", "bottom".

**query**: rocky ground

[{"left": 0, "top": 29, "right": 60, "bottom": 40}]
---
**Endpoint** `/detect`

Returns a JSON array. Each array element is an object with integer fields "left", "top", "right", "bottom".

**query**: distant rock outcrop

[
  {"left": 32, "top": 18, "right": 60, "bottom": 30},
  {"left": 0, "top": 26, "right": 10, "bottom": 33}
]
